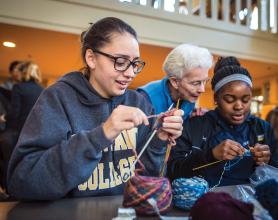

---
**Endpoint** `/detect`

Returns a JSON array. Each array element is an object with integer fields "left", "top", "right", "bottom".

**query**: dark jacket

[
  {"left": 168, "top": 110, "right": 278, "bottom": 187},
  {"left": 7, "top": 72, "right": 167, "bottom": 200},
  {"left": 7, "top": 80, "right": 43, "bottom": 132},
  {"left": 0, "top": 87, "right": 11, "bottom": 132},
  {"left": 0, "top": 81, "right": 43, "bottom": 190}
]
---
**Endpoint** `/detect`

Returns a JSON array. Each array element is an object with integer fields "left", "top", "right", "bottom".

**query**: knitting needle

[
  {"left": 131, "top": 130, "right": 158, "bottom": 171},
  {"left": 147, "top": 114, "right": 160, "bottom": 119},
  {"left": 131, "top": 103, "right": 174, "bottom": 171},
  {"left": 193, "top": 144, "right": 253, "bottom": 171},
  {"left": 159, "top": 99, "right": 180, "bottom": 177},
  {"left": 124, "top": 130, "right": 145, "bottom": 176},
  {"left": 192, "top": 159, "right": 225, "bottom": 171}
]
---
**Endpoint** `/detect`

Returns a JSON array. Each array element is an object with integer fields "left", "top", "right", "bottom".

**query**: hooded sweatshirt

[{"left": 7, "top": 72, "right": 167, "bottom": 200}]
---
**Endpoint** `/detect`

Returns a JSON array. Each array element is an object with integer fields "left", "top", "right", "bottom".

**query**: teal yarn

[{"left": 171, "top": 177, "right": 209, "bottom": 210}]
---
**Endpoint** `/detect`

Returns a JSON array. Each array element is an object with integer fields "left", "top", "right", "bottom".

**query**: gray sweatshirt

[{"left": 7, "top": 72, "right": 166, "bottom": 200}]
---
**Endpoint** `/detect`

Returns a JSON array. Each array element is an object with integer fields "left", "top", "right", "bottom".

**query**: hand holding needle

[
  {"left": 131, "top": 103, "right": 174, "bottom": 171},
  {"left": 159, "top": 99, "right": 180, "bottom": 177},
  {"left": 192, "top": 145, "right": 253, "bottom": 171}
]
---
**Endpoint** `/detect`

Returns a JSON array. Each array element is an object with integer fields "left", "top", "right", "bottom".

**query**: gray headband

[{"left": 214, "top": 73, "right": 252, "bottom": 92}]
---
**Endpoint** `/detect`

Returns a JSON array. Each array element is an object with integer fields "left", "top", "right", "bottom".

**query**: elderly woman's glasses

[
  {"left": 93, "top": 49, "right": 145, "bottom": 74},
  {"left": 188, "top": 79, "right": 210, "bottom": 88}
]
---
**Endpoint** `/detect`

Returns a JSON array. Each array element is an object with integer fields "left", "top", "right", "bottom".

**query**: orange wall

[
  {"left": 198, "top": 90, "right": 215, "bottom": 109},
  {"left": 130, "top": 44, "right": 171, "bottom": 88},
  {"left": 0, "top": 23, "right": 214, "bottom": 108},
  {"left": 2, "top": 23, "right": 277, "bottom": 114},
  {"left": 0, "top": 23, "right": 83, "bottom": 79}
]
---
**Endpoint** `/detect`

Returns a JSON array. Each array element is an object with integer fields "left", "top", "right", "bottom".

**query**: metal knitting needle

[
  {"left": 131, "top": 130, "right": 158, "bottom": 171},
  {"left": 192, "top": 159, "right": 225, "bottom": 171},
  {"left": 131, "top": 103, "right": 174, "bottom": 171},
  {"left": 147, "top": 114, "right": 160, "bottom": 119}
]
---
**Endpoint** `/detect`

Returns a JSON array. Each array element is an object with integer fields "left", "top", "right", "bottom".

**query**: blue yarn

[{"left": 171, "top": 177, "right": 209, "bottom": 210}]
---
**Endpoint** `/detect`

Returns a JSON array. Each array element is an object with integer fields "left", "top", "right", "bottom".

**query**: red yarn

[
  {"left": 190, "top": 192, "right": 254, "bottom": 220},
  {"left": 123, "top": 174, "right": 172, "bottom": 215},
  {"left": 122, "top": 108, "right": 176, "bottom": 215}
]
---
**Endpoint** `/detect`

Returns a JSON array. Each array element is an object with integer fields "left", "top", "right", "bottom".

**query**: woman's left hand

[
  {"left": 157, "top": 109, "right": 184, "bottom": 142},
  {"left": 250, "top": 143, "right": 271, "bottom": 165}
]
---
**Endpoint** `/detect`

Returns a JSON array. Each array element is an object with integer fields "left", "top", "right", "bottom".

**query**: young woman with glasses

[{"left": 7, "top": 17, "right": 183, "bottom": 200}]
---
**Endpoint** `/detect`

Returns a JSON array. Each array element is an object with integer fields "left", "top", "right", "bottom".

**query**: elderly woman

[
  {"left": 138, "top": 44, "right": 212, "bottom": 119},
  {"left": 168, "top": 56, "right": 278, "bottom": 187}
]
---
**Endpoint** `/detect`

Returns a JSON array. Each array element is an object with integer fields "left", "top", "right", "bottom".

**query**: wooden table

[{"left": 0, "top": 185, "right": 239, "bottom": 220}]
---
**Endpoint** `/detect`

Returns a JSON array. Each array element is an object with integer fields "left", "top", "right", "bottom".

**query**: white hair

[{"left": 163, "top": 44, "right": 213, "bottom": 79}]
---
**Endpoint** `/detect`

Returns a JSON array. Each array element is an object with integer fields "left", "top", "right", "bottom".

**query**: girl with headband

[
  {"left": 7, "top": 17, "right": 183, "bottom": 200},
  {"left": 168, "top": 56, "right": 278, "bottom": 187}
]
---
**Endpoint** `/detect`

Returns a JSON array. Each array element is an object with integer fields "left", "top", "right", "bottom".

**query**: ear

[
  {"left": 213, "top": 93, "right": 218, "bottom": 105},
  {"left": 168, "top": 77, "right": 179, "bottom": 90},
  {"left": 85, "top": 49, "right": 96, "bottom": 70}
]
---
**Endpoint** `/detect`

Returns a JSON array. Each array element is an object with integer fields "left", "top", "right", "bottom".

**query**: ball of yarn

[
  {"left": 122, "top": 175, "right": 172, "bottom": 215},
  {"left": 190, "top": 192, "right": 254, "bottom": 220},
  {"left": 171, "top": 177, "right": 208, "bottom": 210},
  {"left": 255, "top": 179, "right": 278, "bottom": 220}
]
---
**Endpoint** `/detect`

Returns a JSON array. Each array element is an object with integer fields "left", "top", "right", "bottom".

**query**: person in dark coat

[
  {"left": 0, "top": 60, "right": 22, "bottom": 133},
  {"left": 266, "top": 107, "right": 278, "bottom": 142},
  {"left": 6, "top": 62, "right": 44, "bottom": 132},
  {"left": 0, "top": 61, "right": 44, "bottom": 190},
  {"left": 0, "top": 90, "right": 11, "bottom": 132},
  {"left": 1, "top": 60, "right": 22, "bottom": 91},
  {"left": 168, "top": 56, "right": 278, "bottom": 187}
]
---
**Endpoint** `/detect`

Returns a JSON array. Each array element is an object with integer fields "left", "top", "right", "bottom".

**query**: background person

[
  {"left": 138, "top": 44, "right": 212, "bottom": 119},
  {"left": 0, "top": 61, "right": 43, "bottom": 190},
  {"left": 266, "top": 107, "right": 278, "bottom": 142},
  {"left": 0, "top": 60, "right": 23, "bottom": 132},
  {"left": 1, "top": 60, "right": 22, "bottom": 91}
]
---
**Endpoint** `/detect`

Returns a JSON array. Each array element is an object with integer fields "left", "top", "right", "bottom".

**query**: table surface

[{"left": 0, "top": 185, "right": 238, "bottom": 220}]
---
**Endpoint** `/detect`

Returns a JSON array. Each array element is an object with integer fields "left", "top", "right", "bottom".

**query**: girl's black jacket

[{"left": 168, "top": 110, "right": 278, "bottom": 187}]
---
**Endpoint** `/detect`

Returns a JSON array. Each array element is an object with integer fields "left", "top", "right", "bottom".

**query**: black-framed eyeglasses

[{"left": 93, "top": 49, "right": 145, "bottom": 75}]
